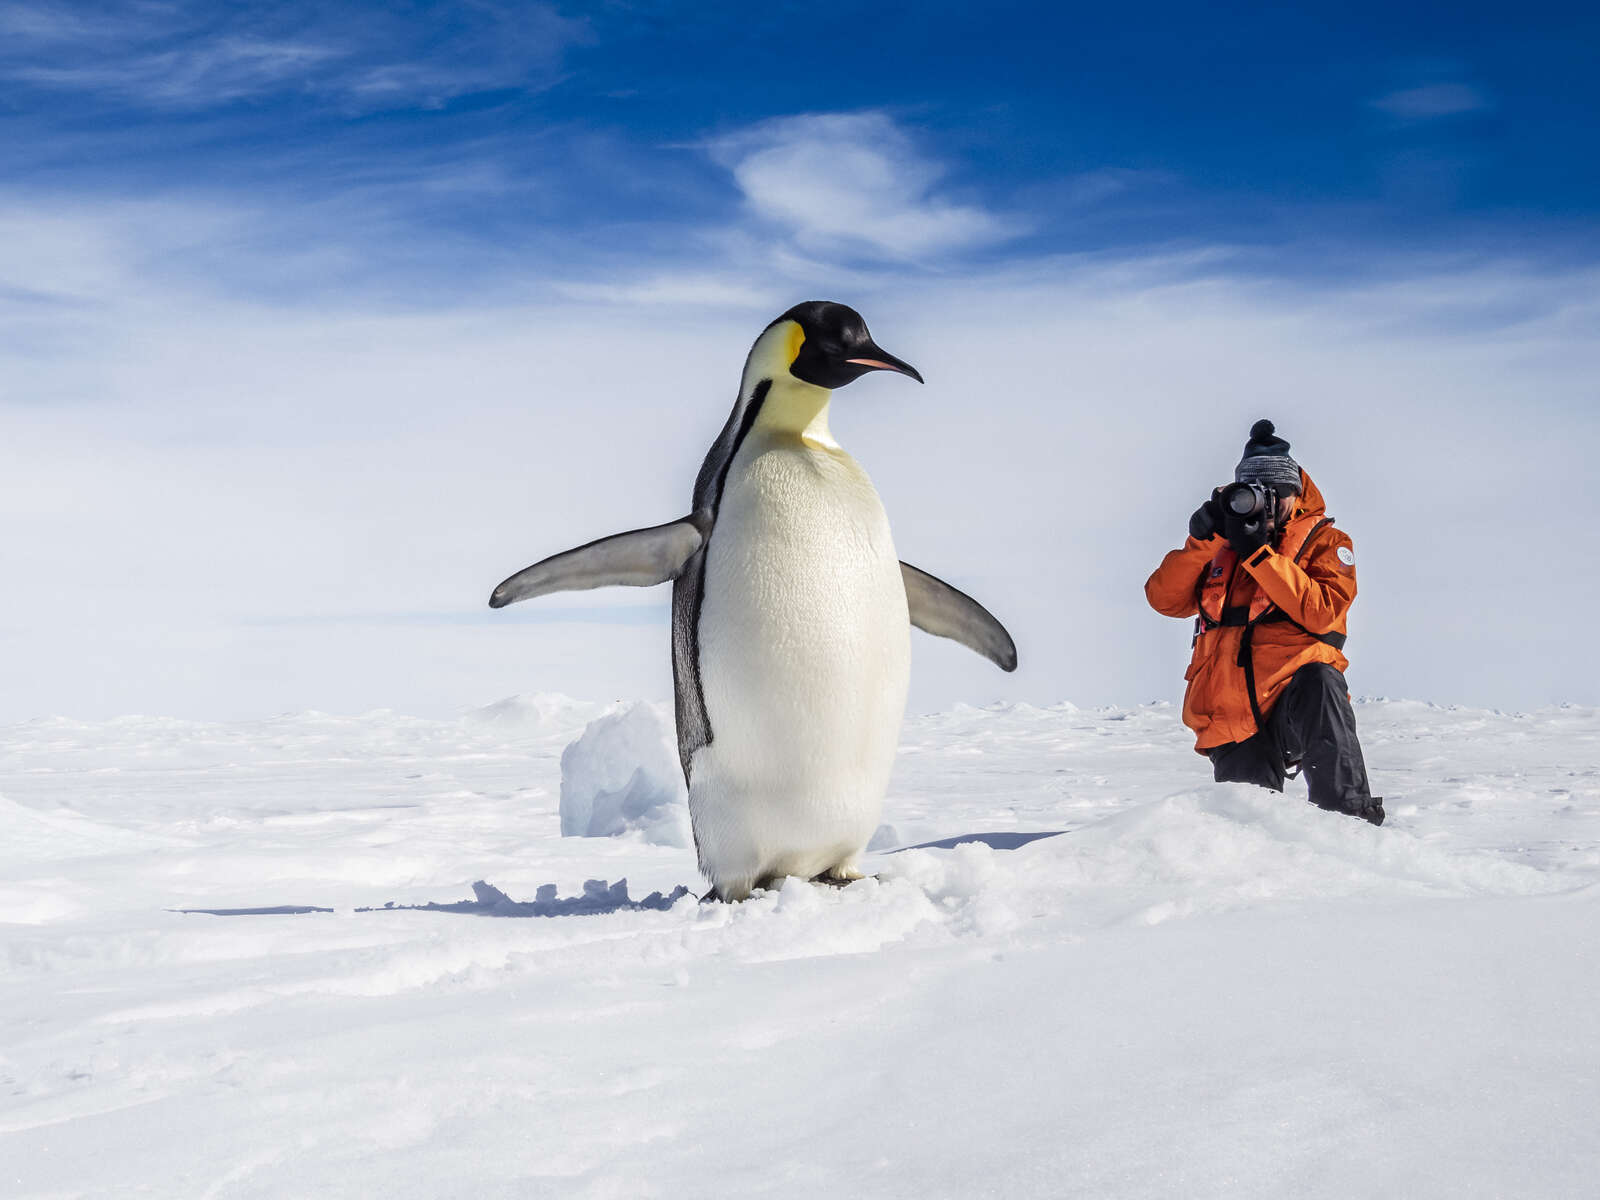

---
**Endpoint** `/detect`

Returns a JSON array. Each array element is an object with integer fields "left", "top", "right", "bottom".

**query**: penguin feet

[
  {"left": 810, "top": 867, "right": 874, "bottom": 889},
  {"left": 701, "top": 876, "right": 779, "bottom": 902},
  {"left": 703, "top": 868, "right": 876, "bottom": 902}
]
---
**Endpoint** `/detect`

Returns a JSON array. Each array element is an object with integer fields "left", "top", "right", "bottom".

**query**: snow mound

[
  {"left": 559, "top": 703, "right": 689, "bottom": 847},
  {"left": 1064, "top": 786, "right": 1572, "bottom": 902},
  {"left": 460, "top": 693, "right": 610, "bottom": 736},
  {"left": 0, "top": 792, "right": 182, "bottom": 864},
  {"left": 885, "top": 784, "right": 1579, "bottom": 936}
]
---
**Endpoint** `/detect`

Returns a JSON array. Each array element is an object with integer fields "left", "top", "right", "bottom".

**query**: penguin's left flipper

[
  {"left": 489, "top": 518, "right": 704, "bottom": 608},
  {"left": 900, "top": 562, "right": 1018, "bottom": 672}
]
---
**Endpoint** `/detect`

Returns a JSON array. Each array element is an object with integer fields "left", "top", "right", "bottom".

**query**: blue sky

[
  {"left": 2, "top": 2, "right": 1598, "bottom": 720},
  {"left": 5, "top": 0, "right": 1597, "bottom": 302}
]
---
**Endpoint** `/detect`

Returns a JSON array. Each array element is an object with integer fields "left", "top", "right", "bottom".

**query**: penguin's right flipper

[
  {"left": 900, "top": 562, "right": 1019, "bottom": 672},
  {"left": 489, "top": 518, "right": 704, "bottom": 608}
]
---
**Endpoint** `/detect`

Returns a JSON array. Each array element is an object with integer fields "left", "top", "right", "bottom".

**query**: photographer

[{"left": 1145, "top": 420, "right": 1383, "bottom": 826}]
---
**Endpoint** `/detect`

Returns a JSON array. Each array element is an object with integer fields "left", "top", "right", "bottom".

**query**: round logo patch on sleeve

[{"left": 1337, "top": 545, "right": 1355, "bottom": 567}]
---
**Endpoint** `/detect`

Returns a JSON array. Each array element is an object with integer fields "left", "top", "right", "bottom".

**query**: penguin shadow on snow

[
  {"left": 172, "top": 879, "right": 693, "bottom": 919},
  {"left": 889, "top": 830, "right": 1066, "bottom": 853},
  {"left": 168, "top": 835, "right": 1069, "bottom": 917}
]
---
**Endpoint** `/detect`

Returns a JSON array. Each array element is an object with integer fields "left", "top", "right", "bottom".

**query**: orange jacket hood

[{"left": 1291, "top": 470, "right": 1327, "bottom": 524}]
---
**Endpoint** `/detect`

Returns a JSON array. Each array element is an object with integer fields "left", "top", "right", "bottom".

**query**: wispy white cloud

[
  {"left": 11, "top": 36, "right": 344, "bottom": 106},
  {"left": 707, "top": 111, "right": 1027, "bottom": 262},
  {"left": 0, "top": 1, "right": 588, "bottom": 111},
  {"left": 552, "top": 273, "right": 774, "bottom": 309},
  {"left": 0, "top": 1, "right": 130, "bottom": 41},
  {"left": 1372, "top": 82, "right": 1491, "bottom": 121}
]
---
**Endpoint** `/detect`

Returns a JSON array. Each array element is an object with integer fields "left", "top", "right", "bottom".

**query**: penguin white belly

[{"left": 692, "top": 429, "right": 911, "bottom": 898}]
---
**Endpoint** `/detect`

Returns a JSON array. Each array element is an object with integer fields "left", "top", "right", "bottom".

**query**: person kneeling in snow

[{"left": 1145, "top": 420, "right": 1384, "bottom": 826}]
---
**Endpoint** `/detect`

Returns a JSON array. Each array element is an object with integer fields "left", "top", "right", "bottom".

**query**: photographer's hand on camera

[
  {"left": 1224, "top": 506, "right": 1272, "bottom": 557},
  {"left": 1188, "top": 489, "right": 1225, "bottom": 542}
]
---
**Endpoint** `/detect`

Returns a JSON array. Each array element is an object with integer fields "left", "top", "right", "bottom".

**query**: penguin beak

[{"left": 846, "top": 345, "right": 924, "bottom": 384}]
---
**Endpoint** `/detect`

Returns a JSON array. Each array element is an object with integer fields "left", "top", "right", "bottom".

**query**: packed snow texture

[
  {"left": 558, "top": 701, "right": 689, "bottom": 847},
  {"left": 2, "top": 696, "right": 1598, "bottom": 1198}
]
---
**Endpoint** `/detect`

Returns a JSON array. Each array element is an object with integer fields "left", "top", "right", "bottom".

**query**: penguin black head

[{"left": 771, "top": 300, "right": 923, "bottom": 390}]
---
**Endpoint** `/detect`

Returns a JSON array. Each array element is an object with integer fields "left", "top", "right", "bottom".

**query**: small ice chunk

[
  {"left": 559, "top": 703, "right": 690, "bottom": 847},
  {"left": 867, "top": 823, "right": 901, "bottom": 852}
]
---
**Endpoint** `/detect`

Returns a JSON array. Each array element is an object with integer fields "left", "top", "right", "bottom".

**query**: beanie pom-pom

[{"left": 1237, "top": 418, "right": 1298, "bottom": 487}]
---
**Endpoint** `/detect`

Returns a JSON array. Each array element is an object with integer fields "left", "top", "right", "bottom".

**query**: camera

[
  {"left": 1220, "top": 481, "right": 1275, "bottom": 519},
  {"left": 1219, "top": 481, "right": 1280, "bottom": 550}
]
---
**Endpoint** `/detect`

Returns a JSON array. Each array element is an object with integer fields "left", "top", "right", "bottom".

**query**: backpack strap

[{"left": 1236, "top": 517, "right": 1343, "bottom": 738}]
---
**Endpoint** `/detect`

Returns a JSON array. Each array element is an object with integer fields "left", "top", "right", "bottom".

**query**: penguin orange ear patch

[{"left": 786, "top": 322, "right": 805, "bottom": 364}]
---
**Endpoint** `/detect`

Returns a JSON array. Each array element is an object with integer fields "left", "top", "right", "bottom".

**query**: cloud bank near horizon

[{"left": 4, "top": 169, "right": 1596, "bottom": 721}]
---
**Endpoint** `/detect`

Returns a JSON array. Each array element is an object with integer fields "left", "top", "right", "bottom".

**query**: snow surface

[{"left": 2, "top": 696, "right": 1598, "bottom": 1198}]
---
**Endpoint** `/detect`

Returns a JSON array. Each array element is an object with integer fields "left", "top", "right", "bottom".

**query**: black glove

[
  {"left": 1224, "top": 508, "right": 1271, "bottom": 557},
  {"left": 1188, "top": 493, "right": 1224, "bottom": 542}
]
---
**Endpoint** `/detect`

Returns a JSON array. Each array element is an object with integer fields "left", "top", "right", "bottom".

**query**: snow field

[{"left": 2, "top": 697, "right": 1597, "bottom": 1197}]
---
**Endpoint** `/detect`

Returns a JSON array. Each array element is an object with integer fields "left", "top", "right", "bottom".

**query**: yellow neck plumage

[{"left": 739, "top": 319, "right": 836, "bottom": 447}]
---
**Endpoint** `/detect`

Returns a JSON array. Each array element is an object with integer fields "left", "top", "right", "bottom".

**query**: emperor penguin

[{"left": 490, "top": 301, "right": 1016, "bottom": 900}]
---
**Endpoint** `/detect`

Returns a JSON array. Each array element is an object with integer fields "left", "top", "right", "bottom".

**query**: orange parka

[{"left": 1145, "top": 471, "right": 1356, "bottom": 752}]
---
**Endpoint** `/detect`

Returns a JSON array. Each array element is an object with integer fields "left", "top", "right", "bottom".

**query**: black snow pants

[{"left": 1207, "top": 662, "right": 1384, "bottom": 825}]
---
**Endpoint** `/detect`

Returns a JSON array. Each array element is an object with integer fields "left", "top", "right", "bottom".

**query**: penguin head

[{"left": 768, "top": 300, "right": 923, "bottom": 390}]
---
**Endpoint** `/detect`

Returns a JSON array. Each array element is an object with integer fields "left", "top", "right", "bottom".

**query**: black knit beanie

[{"left": 1234, "top": 419, "right": 1302, "bottom": 494}]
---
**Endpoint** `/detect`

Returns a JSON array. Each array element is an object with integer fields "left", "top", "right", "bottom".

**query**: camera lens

[{"left": 1224, "top": 484, "right": 1260, "bottom": 516}]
